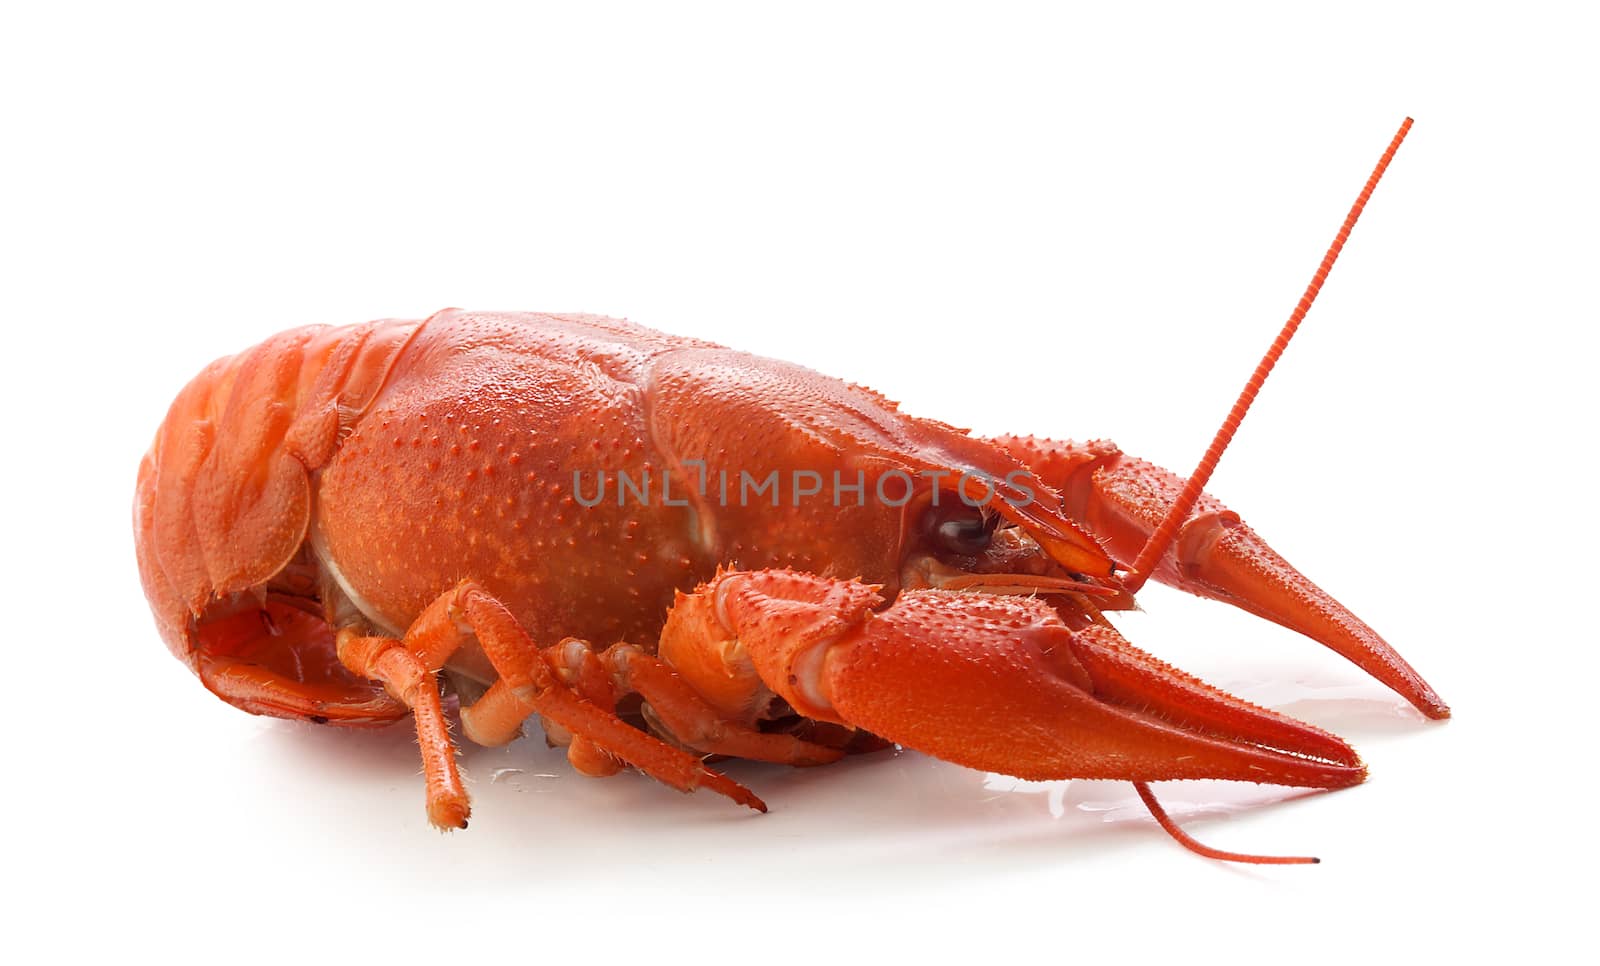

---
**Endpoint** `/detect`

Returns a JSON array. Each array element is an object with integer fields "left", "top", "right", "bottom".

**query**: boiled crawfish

[{"left": 133, "top": 119, "right": 1442, "bottom": 863}]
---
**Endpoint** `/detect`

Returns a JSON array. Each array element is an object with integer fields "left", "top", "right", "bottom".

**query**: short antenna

[{"left": 1123, "top": 118, "right": 1413, "bottom": 594}]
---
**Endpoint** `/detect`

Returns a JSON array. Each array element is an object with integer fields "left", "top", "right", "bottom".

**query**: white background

[{"left": 4, "top": 2, "right": 1594, "bottom": 961}]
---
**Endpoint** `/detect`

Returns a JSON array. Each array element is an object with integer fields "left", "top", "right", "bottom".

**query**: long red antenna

[
  {"left": 1122, "top": 118, "right": 1413, "bottom": 594},
  {"left": 1134, "top": 782, "right": 1319, "bottom": 865}
]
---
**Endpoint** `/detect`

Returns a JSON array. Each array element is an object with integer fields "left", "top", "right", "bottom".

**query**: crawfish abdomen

[{"left": 134, "top": 317, "right": 424, "bottom": 666}]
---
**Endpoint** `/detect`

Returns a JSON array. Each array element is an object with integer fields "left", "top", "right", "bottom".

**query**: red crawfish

[{"left": 133, "top": 118, "right": 1443, "bottom": 863}]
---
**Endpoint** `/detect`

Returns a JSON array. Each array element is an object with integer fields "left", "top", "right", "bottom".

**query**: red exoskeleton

[{"left": 133, "top": 119, "right": 1443, "bottom": 863}]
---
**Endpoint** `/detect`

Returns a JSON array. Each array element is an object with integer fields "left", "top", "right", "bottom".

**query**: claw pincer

[
  {"left": 999, "top": 437, "right": 1449, "bottom": 720},
  {"left": 666, "top": 570, "right": 1364, "bottom": 793}
]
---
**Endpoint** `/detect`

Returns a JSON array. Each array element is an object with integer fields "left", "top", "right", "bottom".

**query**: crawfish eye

[{"left": 928, "top": 503, "right": 999, "bottom": 556}]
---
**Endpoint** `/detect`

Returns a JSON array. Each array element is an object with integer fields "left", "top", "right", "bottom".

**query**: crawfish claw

[
  {"left": 685, "top": 570, "right": 1365, "bottom": 791},
  {"left": 999, "top": 437, "right": 1449, "bottom": 719}
]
